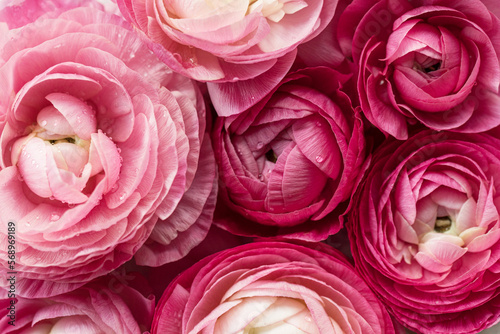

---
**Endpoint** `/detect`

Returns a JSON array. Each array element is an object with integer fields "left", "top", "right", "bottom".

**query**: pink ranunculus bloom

[
  {"left": 151, "top": 241, "right": 396, "bottom": 333},
  {"left": 347, "top": 130, "right": 500, "bottom": 333},
  {"left": 0, "top": 6, "right": 214, "bottom": 297},
  {"left": 338, "top": 0, "right": 500, "bottom": 139},
  {"left": 0, "top": 274, "right": 154, "bottom": 333},
  {"left": 212, "top": 67, "right": 367, "bottom": 241},
  {"left": 0, "top": 0, "right": 109, "bottom": 29},
  {"left": 115, "top": 0, "right": 338, "bottom": 83}
]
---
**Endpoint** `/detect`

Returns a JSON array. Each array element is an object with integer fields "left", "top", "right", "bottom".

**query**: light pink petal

[
  {"left": 149, "top": 101, "right": 185, "bottom": 220},
  {"left": 89, "top": 130, "right": 121, "bottom": 192},
  {"left": 135, "top": 135, "right": 217, "bottom": 266},
  {"left": 37, "top": 105, "right": 75, "bottom": 136},
  {"left": 105, "top": 112, "right": 151, "bottom": 209},
  {"left": 46, "top": 152, "right": 90, "bottom": 204},
  {"left": 17, "top": 137, "right": 53, "bottom": 199},
  {"left": 45, "top": 92, "right": 97, "bottom": 140},
  {"left": 207, "top": 50, "right": 296, "bottom": 116},
  {"left": 455, "top": 198, "right": 478, "bottom": 232},
  {"left": 467, "top": 228, "right": 500, "bottom": 253},
  {"left": 50, "top": 316, "right": 101, "bottom": 333},
  {"left": 50, "top": 142, "right": 89, "bottom": 176}
]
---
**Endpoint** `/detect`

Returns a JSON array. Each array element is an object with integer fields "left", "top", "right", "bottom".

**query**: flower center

[
  {"left": 9, "top": 92, "right": 99, "bottom": 204},
  {"left": 434, "top": 216, "right": 452, "bottom": 233},
  {"left": 265, "top": 149, "right": 278, "bottom": 163},
  {"left": 412, "top": 58, "right": 441, "bottom": 74}
]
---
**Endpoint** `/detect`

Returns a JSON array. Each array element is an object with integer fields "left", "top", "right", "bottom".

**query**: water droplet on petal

[
  {"left": 25, "top": 221, "right": 31, "bottom": 226},
  {"left": 119, "top": 192, "right": 127, "bottom": 201},
  {"left": 68, "top": 203, "right": 75, "bottom": 208},
  {"left": 258, "top": 174, "right": 264, "bottom": 181},
  {"left": 232, "top": 77, "right": 239, "bottom": 81},
  {"left": 50, "top": 213, "right": 60, "bottom": 221},
  {"left": 111, "top": 183, "right": 119, "bottom": 193},
  {"left": 256, "top": 141, "right": 264, "bottom": 149},
  {"left": 40, "top": 120, "right": 47, "bottom": 127},
  {"left": 315, "top": 155, "right": 324, "bottom": 163}
]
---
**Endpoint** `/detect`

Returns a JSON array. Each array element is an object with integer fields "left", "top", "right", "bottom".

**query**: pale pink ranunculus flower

[
  {"left": 212, "top": 67, "right": 367, "bottom": 241},
  {"left": 151, "top": 241, "right": 396, "bottom": 333},
  {"left": 348, "top": 130, "right": 500, "bottom": 333},
  {"left": 115, "top": 0, "right": 338, "bottom": 83},
  {"left": 0, "top": 0, "right": 112, "bottom": 29},
  {"left": 338, "top": 0, "right": 500, "bottom": 139},
  {"left": 0, "top": 6, "right": 215, "bottom": 297},
  {"left": 0, "top": 274, "right": 154, "bottom": 333}
]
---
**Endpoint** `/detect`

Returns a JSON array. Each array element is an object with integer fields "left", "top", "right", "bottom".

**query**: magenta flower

[
  {"left": 338, "top": 0, "right": 500, "bottom": 139},
  {"left": 212, "top": 67, "right": 366, "bottom": 240},
  {"left": 115, "top": 0, "right": 338, "bottom": 82},
  {"left": 0, "top": 275, "right": 154, "bottom": 333},
  {"left": 348, "top": 130, "right": 500, "bottom": 333},
  {"left": 0, "top": 7, "right": 215, "bottom": 297},
  {"left": 152, "top": 241, "right": 396, "bottom": 333}
]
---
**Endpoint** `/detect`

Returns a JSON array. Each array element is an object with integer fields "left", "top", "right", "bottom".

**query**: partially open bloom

[
  {"left": 152, "top": 241, "right": 396, "bottom": 333},
  {"left": 116, "top": 0, "right": 338, "bottom": 82},
  {"left": 348, "top": 130, "right": 500, "bottom": 333},
  {"left": 0, "top": 7, "right": 214, "bottom": 297},
  {"left": 212, "top": 67, "right": 366, "bottom": 240},
  {"left": 338, "top": 0, "right": 500, "bottom": 139},
  {"left": 0, "top": 274, "right": 154, "bottom": 333}
]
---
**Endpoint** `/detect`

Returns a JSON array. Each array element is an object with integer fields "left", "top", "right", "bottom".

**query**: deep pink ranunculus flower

[
  {"left": 348, "top": 130, "right": 500, "bottom": 333},
  {"left": 212, "top": 67, "right": 367, "bottom": 241},
  {"left": 338, "top": 0, "right": 500, "bottom": 139},
  {"left": 0, "top": 274, "right": 154, "bottom": 333},
  {"left": 0, "top": 6, "right": 215, "bottom": 297},
  {"left": 115, "top": 0, "right": 338, "bottom": 83},
  {"left": 151, "top": 241, "right": 396, "bottom": 333}
]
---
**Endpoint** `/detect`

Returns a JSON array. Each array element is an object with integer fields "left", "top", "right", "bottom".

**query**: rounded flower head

[
  {"left": 152, "top": 241, "right": 396, "bottom": 333},
  {"left": 0, "top": 7, "right": 213, "bottom": 297},
  {"left": 338, "top": 0, "right": 500, "bottom": 139},
  {"left": 348, "top": 130, "right": 500, "bottom": 333},
  {"left": 116, "top": 0, "right": 338, "bottom": 82},
  {"left": 0, "top": 274, "right": 154, "bottom": 333},
  {"left": 212, "top": 67, "right": 366, "bottom": 240}
]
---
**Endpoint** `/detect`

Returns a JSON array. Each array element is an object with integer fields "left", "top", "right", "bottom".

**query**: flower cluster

[{"left": 1, "top": 0, "right": 500, "bottom": 333}]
